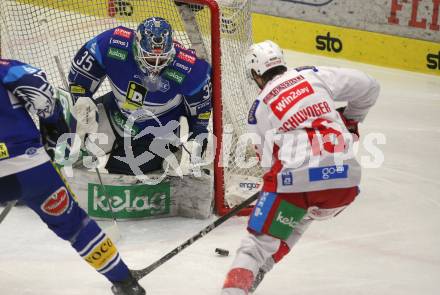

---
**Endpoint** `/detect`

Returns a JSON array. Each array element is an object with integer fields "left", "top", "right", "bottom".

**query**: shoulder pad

[
  {"left": 163, "top": 46, "right": 211, "bottom": 95},
  {"left": 108, "top": 35, "right": 131, "bottom": 50},
  {"left": 0, "top": 59, "right": 11, "bottom": 67},
  {"left": 173, "top": 41, "right": 196, "bottom": 54},
  {"left": 112, "top": 26, "right": 134, "bottom": 40},
  {"left": 90, "top": 26, "right": 133, "bottom": 65},
  {"left": 106, "top": 28, "right": 132, "bottom": 62},
  {"left": 174, "top": 45, "right": 197, "bottom": 65},
  {"left": 2, "top": 61, "right": 40, "bottom": 84},
  {"left": 161, "top": 46, "right": 199, "bottom": 84}
]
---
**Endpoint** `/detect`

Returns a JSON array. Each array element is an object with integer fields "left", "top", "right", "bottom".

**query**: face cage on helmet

[{"left": 135, "top": 41, "right": 175, "bottom": 75}]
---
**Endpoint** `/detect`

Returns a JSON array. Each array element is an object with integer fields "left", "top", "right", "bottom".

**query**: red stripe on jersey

[
  {"left": 262, "top": 144, "right": 283, "bottom": 192},
  {"left": 262, "top": 196, "right": 282, "bottom": 234}
]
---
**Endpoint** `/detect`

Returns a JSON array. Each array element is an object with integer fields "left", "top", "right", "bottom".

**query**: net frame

[{"left": 0, "top": 0, "right": 257, "bottom": 216}]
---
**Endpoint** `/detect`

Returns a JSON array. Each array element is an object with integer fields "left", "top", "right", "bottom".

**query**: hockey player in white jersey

[{"left": 221, "top": 41, "right": 380, "bottom": 294}]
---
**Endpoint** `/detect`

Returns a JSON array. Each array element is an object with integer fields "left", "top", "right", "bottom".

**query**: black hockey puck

[{"left": 215, "top": 248, "right": 229, "bottom": 256}]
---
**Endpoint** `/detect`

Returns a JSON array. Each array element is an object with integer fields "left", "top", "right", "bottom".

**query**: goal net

[{"left": 0, "top": 0, "right": 261, "bottom": 216}]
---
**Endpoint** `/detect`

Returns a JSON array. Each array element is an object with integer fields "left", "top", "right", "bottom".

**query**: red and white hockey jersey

[{"left": 248, "top": 66, "right": 380, "bottom": 193}]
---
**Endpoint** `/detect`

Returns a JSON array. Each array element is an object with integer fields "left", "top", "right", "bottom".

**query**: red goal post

[{"left": 175, "top": 0, "right": 255, "bottom": 216}]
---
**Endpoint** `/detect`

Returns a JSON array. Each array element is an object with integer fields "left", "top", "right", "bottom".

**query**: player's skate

[
  {"left": 111, "top": 273, "right": 146, "bottom": 295},
  {"left": 249, "top": 268, "right": 266, "bottom": 293},
  {"left": 249, "top": 257, "right": 274, "bottom": 293}
]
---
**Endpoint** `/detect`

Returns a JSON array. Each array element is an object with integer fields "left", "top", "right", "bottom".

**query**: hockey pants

[{"left": 222, "top": 187, "right": 358, "bottom": 295}]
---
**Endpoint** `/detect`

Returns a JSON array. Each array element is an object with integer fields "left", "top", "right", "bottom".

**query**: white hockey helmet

[{"left": 245, "top": 40, "right": 286, "bottom": 79}]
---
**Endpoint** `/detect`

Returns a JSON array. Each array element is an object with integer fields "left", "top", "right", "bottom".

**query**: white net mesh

[{"left": 0, "top": 0, "right": 261, "bottom": 208}]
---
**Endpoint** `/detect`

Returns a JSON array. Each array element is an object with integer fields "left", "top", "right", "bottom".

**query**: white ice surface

[{"left": 1, "top": 50, "right": 440, "bottom": 295}]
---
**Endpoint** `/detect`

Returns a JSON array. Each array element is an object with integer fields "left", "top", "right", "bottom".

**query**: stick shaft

[
  {"left": 0, "top": 200, "right": 18, "bottom": 224},
  {"left": 131, "top": 192, "right": 258, "bottom": 280}
]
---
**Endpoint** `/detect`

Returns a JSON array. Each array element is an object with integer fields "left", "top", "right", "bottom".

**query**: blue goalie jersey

[
  {"left": 0, "top": 59, "right": 59, "bottom": 177},
  {"left": 68, "top": 26, "right": 212, "bottom": 139}
]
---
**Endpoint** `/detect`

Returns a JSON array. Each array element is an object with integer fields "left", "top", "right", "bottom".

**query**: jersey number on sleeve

[
  {"left": 76, "top": 51, "right": 95, "bottom": 72},
  {"left": 202, "top": 78, "right": 212, "bottom": 100}
]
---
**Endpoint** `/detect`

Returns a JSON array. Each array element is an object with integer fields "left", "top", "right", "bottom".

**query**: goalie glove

[
  {"left": 71, "top": 96, "right": 98, "bottom": 140},
  {"left": 337, "top": 106, "right": 359, "bottom": 139},
  {"left": 40, "top": 100, "right": 71, "bottom": 160},
  {"left": 186, "top": 132, "right": 208, "bottom": 163},
  {"left": 179, "top": 138, "right": 209, "bottom": 178}
]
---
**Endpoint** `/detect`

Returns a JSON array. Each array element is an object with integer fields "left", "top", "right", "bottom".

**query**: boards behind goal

[{"left": 0, "top": 0, "right": 261, "bottom": 216}]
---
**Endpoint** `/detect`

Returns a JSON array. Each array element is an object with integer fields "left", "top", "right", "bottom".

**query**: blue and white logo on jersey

[
  {"left": 25, "top": 147, "right": 38, "bottom": 157},
  {"left": 159, "top": 79, "right": 170, "bottom": 92},
  {"left": 281, "top": 171, "right": 293, "bottom": 186},
  {"left": 309, "top": 165, "right": 349, "bottom": 181},
  {"left": 23, "top": 66, "right": 38, "bottom": 74},
  {"left": 3, "top": 65, "right": 39, "bottom": 83},
  {"left": 109, "top": 37, "right": 129, "bottom": 48},
  {"left": 249, "top": 192, "right": 277, "bottom": 233}
]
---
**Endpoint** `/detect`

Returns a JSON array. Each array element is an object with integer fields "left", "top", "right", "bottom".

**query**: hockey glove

[
  {"left": 337, "top": 106, "right": 359, "bottom": 139},
  {"left": 40, "top": 100, "right": 71, "bottom": 160},
  {"left": 71, "top": 96, "right": 99, "bottom": 140},
  {"left": 188, "top": 132, "right": 208, "bottom": 159}
]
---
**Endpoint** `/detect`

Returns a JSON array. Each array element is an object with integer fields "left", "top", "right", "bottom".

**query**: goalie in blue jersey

[
  {"left": 0, "top": 59, "right": 145, "bottom": 295},
  {"left": 68, "top": 17, "right": 212, "bottom": 175}
]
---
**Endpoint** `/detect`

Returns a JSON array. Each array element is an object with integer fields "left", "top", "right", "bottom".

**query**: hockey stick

[
  {"left": 39, "top": 19, "right": 120, "bottom": 241},
  {"left": 0, "top": 200, "right": 18, "bottom": 225},
  {"left": 131, "top": 191, "right": 259, "bottom": 280},
  {"left": 94, "top": 165, "right": 121, "bottom": 242},
  {"left": 175, "top": 1, "right": 209, "bottom": 61}
]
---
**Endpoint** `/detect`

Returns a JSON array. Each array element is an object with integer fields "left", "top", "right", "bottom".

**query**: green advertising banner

[{"left": 88, "top": 181, "right": 171, "bottom": 219}]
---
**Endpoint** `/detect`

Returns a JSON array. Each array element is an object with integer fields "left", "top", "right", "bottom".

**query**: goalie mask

[
  {"left": 134, "top": 17, "right": 176, "bottom": 75},
  {"left": 245, "top": 40, "right": 286, "bottom": 80}
]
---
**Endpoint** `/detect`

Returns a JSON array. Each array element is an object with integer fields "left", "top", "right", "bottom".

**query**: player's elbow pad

[
  {"left": 369, "top": 79, "right": 381, "bottom": 106},
  {"left": 14, "top": 81, "right": 56, "bottom": 119},
  {"left": 362, "top": 75, "right": 381, "bottom": 107}
]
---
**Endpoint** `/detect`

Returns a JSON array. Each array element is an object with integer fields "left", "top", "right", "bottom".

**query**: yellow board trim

[
  {"left": 252, "top": 13, "right": 440, "bottom": 76},
  {"left": 13, "top": 1, "right": 440, "bottom": 75},
  {"left": 16, "top": 0, "right": 107, "bottom": 17},
  {"left": 14, "top": 0, "right": 199, "bottom": 28}
]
